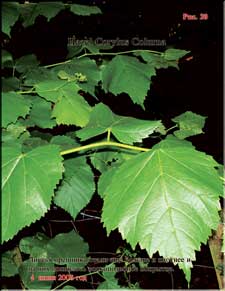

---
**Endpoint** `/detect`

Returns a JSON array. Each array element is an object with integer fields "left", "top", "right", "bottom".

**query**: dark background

[{"left": 1, "top": 0, "right": 223, "bottom": 289}]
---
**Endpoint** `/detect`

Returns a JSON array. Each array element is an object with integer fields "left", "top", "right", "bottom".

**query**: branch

[
  {"left": 44, "top": 49, "right": 163, "bottom": 68},
  {"left": 60, "top": 141, "right": 150, "bottom": 156}
]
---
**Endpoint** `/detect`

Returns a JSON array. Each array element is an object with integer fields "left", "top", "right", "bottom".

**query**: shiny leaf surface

[{"left": 2, "top": 145, "right": 63, "bottom": 242}]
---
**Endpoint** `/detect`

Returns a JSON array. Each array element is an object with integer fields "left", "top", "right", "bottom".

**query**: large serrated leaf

[
  {"left": 2, "top": 145, "right": 63, "bottom": 243},
  {"left": 172, "top": 111, "right": 207, "bottom": 139},
  {"left": 77, "top": 103, "right": 162, "bottom": 144},
  {"left": 102, "top": 55, "right": 156, "bottom": 108},
  {"left": 54, "top": 157, "right": 95, "bottom": 219},
  {"left": 2, "top": 92, "right": 32, "bottom": 128},
  {"left": 101, "top": 136, "right": 222, "bottom": 283}
]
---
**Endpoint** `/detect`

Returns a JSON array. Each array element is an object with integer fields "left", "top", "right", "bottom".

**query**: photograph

[{"left": 1, "top": 0, "right": 224, "bottom": 290}]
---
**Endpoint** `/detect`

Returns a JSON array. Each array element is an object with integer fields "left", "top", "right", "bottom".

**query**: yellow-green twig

[
  {"left": 60, "top": 141, "right": 149, "bottom": 156},
  {"left": 107, "top": 129, "right": 111, "bottom": 142}
]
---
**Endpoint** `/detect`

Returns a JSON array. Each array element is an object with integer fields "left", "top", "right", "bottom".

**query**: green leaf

[
  {"left": 35, "top": 78, "right": 92, "bottom": 126},
  {"left": 172, "top": 111, "right": 207, "bottom": 139},
  {"left": 54, "top": 157, "right": 95, "bottom": 219},
  {"left": 19, "top": 2, "right": 64, "bottom": 27},
  {"left": 2, "top": 251, "right": 18, "bottom": 277},
  {"left": 46, "top": 230, "right": 89, "bottom": 268},
  {"left": 29, "top": 130, "right": 53, "bottom": 142},
  {"left": 50, "top": 135, "right": 79, "bottom": 150},
  {"left": 77, "top": 103, "right": 163, "bottom": 144},
  {"left": 96, "top": 149, "right": 135, "bottom": 197},
  {"left": 2, "top": 145, "right": 63, "bottom": 242},
  {"left": 90, "top": 150, "right": 122, "bottom": 173},
  {"left": 2, "top": 50, "right": 13, "bottom": 68},
  {"left": 2, "top": 92, "right": 32, "bottom": 128},
  {"left": 2, "top": 2, "right": 20, "bottom": 36},
  {"left": 82, "top": 42, "right": 114, "bottom": 54},
  {"left": 52, "top": 58, "right": 101, "bottom": 97},
  {"left": 15, "top": 54, "right": 40, "bottom": 73},
  {"left": 19, "top": 259, "right": 55, "bottom": 289},
  {"left": 20, "top": 230, "right": 89, "bottom": 269},
  {"left": 136, "top": 52, "right": 179, "bottom": 70},
  {"left": 23, "top": 67, "right": 57, "bottom": 86},
  {"left": 70, "top": 4, "right": 102, "bottom": 16},
  {"left": 67, "top": 42, "right": 113, "bottom": 59},
  {"left": 101, "top": 136, "right": 222, "bottom": 283},
  {"left": 52, "top": 82, "right": 92, "bottom": 127},
  {"left": 2, "top": 122, "right": 27, "bottom": 146},
  {"left": 2, "top": 77, "right": 20, "bottom": 92},
  {"left": 67, "top": 45, "right": 84, "bottom": 59},
  {"left": 98, "top": 167, "right": 118, "bottom": 198},
  {"left": 102, "top": 55, "right": 156, "bottom": 108},
  {"left": 27, "top": 97, "right": 56, "bottom": 129},
  {"left": 163, "top": 48, "right": 190, "bottom": 61},
  {"left": 97, "top": 268, "right": 121, "bottom": 289},
  {"left": 22, "top": 137, "right": 49, "bottom": 152},
  {"left": 19, "top": 232, "right": 50, "bottom": 256},
  {"left": 35, "top": 79, "right": 67, "bottom": 102},
  {"left": 58, "top": 70, "right": 72, "bottom": 80}
]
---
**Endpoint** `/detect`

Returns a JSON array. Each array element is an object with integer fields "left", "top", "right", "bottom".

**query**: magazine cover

[{"left": 1, "top": 0, "right": 224, "bottom": 290}]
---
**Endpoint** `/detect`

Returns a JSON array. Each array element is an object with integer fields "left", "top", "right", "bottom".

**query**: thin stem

[
  {"left": 43, "top": 49, "right": 163, "bottom": 68},
  {"left": 12, "top": 65, "right": 16, "bottom": 77},
  {"left": 44, "top": 59, "right": 71, "bottom": 68},
  {"left": 77, "top": 49, "right": 163, "bottom": 59},
  {"left": 165, "top": 125, "right": 178, "bottom": 133},
  {"left": 107, "top": 129, "right": 111, "bottom": 142},
  {"left": 80, "top": 212, "right": 101, "bottom": 219},
  {"left": 60, "top": 141, "right": 150, "bottom": 156},
  {"left": 16, "top": 88, "right": 35, "bottom": 94}
]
